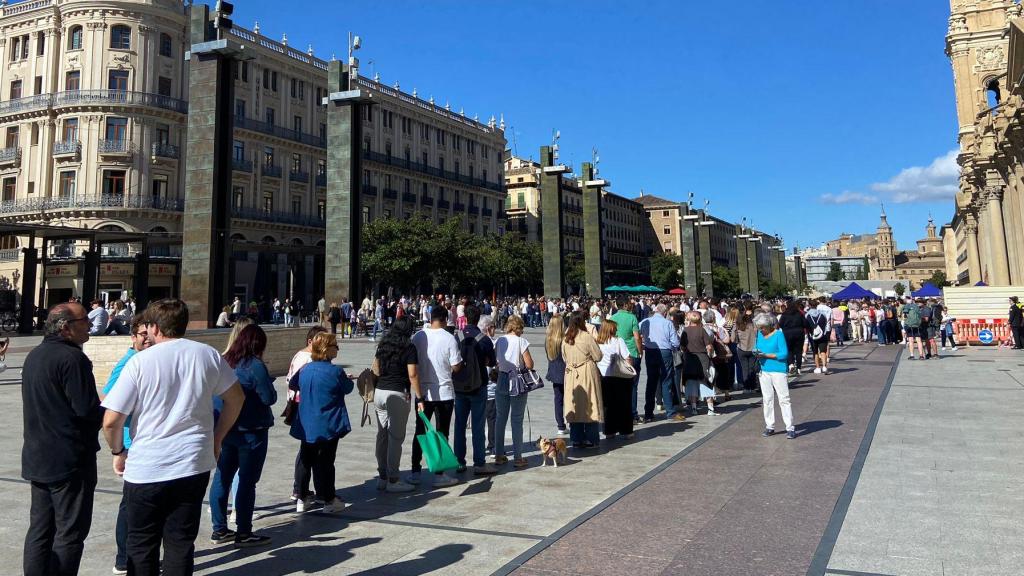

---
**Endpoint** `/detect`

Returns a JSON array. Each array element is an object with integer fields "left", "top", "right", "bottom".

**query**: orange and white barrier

[{"left": 955, "top": 319, "right": 1010, "bottom": 346}]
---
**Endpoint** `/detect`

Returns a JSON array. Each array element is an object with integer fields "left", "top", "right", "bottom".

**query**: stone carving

[
  {"left": 977, "top": 45, "right": 1006, "bottom": 71},
  {"left": 1008, "top": 3, "right": 1023, "bottom": 23},
  {"left": 67, "top": 54, "right": 79, "bottom": 66},
  {"left": 112, "top": 54, "right": 131, "bottom": 68},
  {"left": 986, "top": 187, "right": 1004, "bottom": 202},
  {"left": 949, "top": 15, "right": 968, "bottom": 33}
]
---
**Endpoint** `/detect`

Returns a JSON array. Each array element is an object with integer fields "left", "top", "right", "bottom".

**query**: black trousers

[
  {"left": 1013, "top": 325, "right": 1024, "bottom": 349},
  {"left": 297, "top": 438, "right": 339, "bottom": 502},
  {"left": 601, "top": 376, "right": 634, "bottom": 436},
  {"left": 783, "top": 332, "right": 804, "bottom": 371},
  {"left": 124, "top": 471, "right": 209, "bottom": 576},
  {"left": 23, "top": 461, "right": 96, "bottom": 576},
  {"left": 411, "top": 399, "right": 453, "bottom": 472}
]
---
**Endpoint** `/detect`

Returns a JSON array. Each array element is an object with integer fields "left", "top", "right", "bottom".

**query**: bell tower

[{"left": 874, "top": 206, "right": 897, "bottom": 280}]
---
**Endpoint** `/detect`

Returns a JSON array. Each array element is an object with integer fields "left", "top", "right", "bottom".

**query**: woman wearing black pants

[
  {"left": 733, "top": 305, "right": 759, "bottom": 392},
  {"left": 778, "top": 300, "right": 808, "bottom": 374}
]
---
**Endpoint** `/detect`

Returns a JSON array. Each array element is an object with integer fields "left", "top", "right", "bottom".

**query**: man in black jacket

[
  {"left": 22, "top": 302, "right": 101, "bottom": 576},
  {"left": 1009, "top": 296, "right": 1024, "bottom": 349}
]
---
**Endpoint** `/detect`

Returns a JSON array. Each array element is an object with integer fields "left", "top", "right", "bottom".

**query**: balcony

[
  {"left": 316, "top": 174, "right": 327, "bottom": 187},
  {"left": 231, "top": 206, "right": 326, "bottom": 228},
  {"left": 289, "top": 170, "right": 309, "bottom": 183},
  {"left": 261, "top": 164, "right": 282, "bottom": 178},
  {"left": 98, "top": 140, "right": 135, "bottom": 156},
  {"left": 402, "top": 191, "right": 416, "bottom": 203},
  {"left": 362, "top": 185, "right": 378, "bottom": 197},
  {"left": 0, "top": 193, "right": 184, "bottom": 214},
  {"left": 233, "top": 158, "right": 253, "bottom": 173},
  {"left": 562, "top": 202, "right": 583, "bottom": 215},
  {"left": 235, "top": 116, "right": 325, "bottom": 148},
  {"left": 53, "top": 140, "right": 81, "bottom": 158},
  {"left": 54, "top": 89, "right": 188, "bottom": 114},
  {"left": 468, "top": 205, "right": 480, "bottom": 216},
  {"left": 0, "top": 146, "right": 20, "bottom": 165},
  {"left": 383, "top": 188, "right": 398, "bottom": 200},
  {"left": 361, "top": 149, "right": 504, "bottom": 193},
  {"left": 421, "top": 196, "right": 434, "bottom": 207},
  {"left": 438, "top": 199, "right": 450, "bottom": 210},
  {"left": 151, "top": 142, "right": 179, "bottom": 160},
  {"left": 482, "top": 207, "right": 492, "bottom": 217}
]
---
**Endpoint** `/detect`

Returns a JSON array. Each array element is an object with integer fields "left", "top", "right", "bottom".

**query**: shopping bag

[{"left": 415, "top": 411, "right": 459, "bottom": 473}]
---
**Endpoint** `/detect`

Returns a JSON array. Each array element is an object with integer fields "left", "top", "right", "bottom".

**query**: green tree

[
  {"left": 826, "top": 261, "right": 845, "bottom": 281},
  {"left": 893, "top": 282, "right": 906, "bottom": 297},
  {"left": 927, "top": 270, "right": 950, "bottom": 288},
  {"left": 649, "top": 252, "right": 685, "bottom": 289},
  {"left": 565, "top": 255, "right": 586, "bottom": 295},
  {"left": 711, "top": 265, "right": 741, "bottom": 298},
  {"left": 758, "top": 277, "right": 790, "bottom": 298}
]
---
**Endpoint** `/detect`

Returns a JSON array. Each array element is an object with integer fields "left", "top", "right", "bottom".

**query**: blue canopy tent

[
  {"left": 911, "top": 282, "right": 942, "bottom": 298},
  {"left": 831, "top": 282, "right": 880, "bottom": 300},
  {"left": 975, "top": 281, "right": 988, "bottom": 286}
]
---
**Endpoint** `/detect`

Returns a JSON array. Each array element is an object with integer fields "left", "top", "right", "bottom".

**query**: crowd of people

[{"left": 21, "top": 288, "right": 990, "bottom": 575}]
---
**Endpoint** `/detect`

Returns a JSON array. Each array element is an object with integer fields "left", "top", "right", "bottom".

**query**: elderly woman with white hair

[{"left": 753, "top": 312, "right": 796, "bottom": 439}]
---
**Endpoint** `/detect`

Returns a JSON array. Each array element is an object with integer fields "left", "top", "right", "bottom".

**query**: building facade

[
  {"left": 946, "top": 0, "right": 1024, "bottom": 286},
  {"left": 0, "top": 0, "right": 506, "bottom": 307}
]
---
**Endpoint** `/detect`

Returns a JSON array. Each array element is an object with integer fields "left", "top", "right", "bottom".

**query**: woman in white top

[
  {"left": 595, "top": 319, "right": 634, "bottom": 437},
  {"left": 493, "top": 315, "right": 534, "bottom": 468}
]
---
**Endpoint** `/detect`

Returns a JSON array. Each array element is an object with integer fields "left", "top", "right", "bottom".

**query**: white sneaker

[
  {"left": 952, "top": 346, "right": 958, "bottom": 351},
  {"left": 295, "top": 497, "right": 313, "bottom": 513},
  {"left": 385, "top": 480, "right": 416, "bottom": 493},
  {"left": 432, "top": 473, "right": 459, "bottom": 488},
  {"left": 406, "top": 472, "right": 421, "bottom": 485},
  {"left": 322, "top": 499, "right": 346, "bottom": 514},
  {"left": 813, "top": 367, "right": 822, "bottom": 374},
  {"left": 941, "top": 346, "right": 947, "bottom": 351}
]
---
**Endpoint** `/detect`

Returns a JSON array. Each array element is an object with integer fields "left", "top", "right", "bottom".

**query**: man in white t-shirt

[
  {"left": 409, "top": 305, "right": 463, "bottom": 487},
  {"left": 101, "top": 299, "right": 243, "bottom": 574}
]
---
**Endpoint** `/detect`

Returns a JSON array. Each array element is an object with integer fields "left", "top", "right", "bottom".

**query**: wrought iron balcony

[
  {"left": 53, "top": 140, "right": 81, "bottom": 157},
  {"left": 230, "top": 206, "right": 326, "bottom": 228},
  {"left": 454, "top": 202, "right": 466, "bottom": 211},
  {"left": 57, "top": 89, "right": 188, "bottom": 114},
  {"left": 235, "top": 116, "right": 325, "bottom": 148},
  {"left": 261, "top": 164, "right": 282, "bottom": 178},
  {"left": 0, "top": 193, "right": 184, "bottom": 214},
  {"left": 438, "top": 199, "right": 451, "bottom": 209},
  {"left": 481, "top": 207, "right": 492, "bottom": 217},
  {"left": 383, "top": 188, "right": 398, "bottom": 200},
  {"left": 0, "top": 146, "right": 21, "bottom": 164},
  {"left": 362, "top": 185, "right": 378, "bottom": 197},
  {"left": 402, "top": 191, "right": 417, "bottom": 203},
  {"left": 316, "top": 174, "right": 327, "bottom": 187},
  {"left": 361, "top": 149, "right": 504, "bottom": 193},
  {"left": 233, "top": 158, "right": 253, "bottom": 172},
  {"left": 151, "top": 142, "right": 179, "bottom": 159},
  {"left": 289, "top": 170, "right": 309, "bottom": 183},
  {"left": 421, "top": 196, "right": 434, "bottom": 206},
  {"left": 468, "top": 205, "right": 480, "bottom": 215},
  {"left": 98, "top": 140, "right": 135, "bottom": 155}
]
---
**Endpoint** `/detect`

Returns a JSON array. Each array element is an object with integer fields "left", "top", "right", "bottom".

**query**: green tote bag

[{"left": 415, "top": 411, "right": 459, "bottom": 473}]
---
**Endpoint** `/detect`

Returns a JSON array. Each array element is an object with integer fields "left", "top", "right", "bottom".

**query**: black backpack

[{"left": 452, "top": 330, "right": 486, "bottom": 394}]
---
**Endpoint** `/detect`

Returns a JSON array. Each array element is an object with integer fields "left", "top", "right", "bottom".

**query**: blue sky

[{"left": 243, "top": 0, "right": 958, "bottom": 251}]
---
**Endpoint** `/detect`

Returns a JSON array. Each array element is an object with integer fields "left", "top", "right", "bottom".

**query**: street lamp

[{"left": 347, "top": 32, "right": 362, "bottom": 90}]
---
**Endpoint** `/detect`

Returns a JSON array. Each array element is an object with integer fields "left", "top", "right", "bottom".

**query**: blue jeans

[
  {"left": 877, "top": 321, "right": 888, "bottom": 345},
  {"left": 643, "top": 349, "right": 677, "bottom": 418},
  {"left": 570, "top": 422, "right": 600, "bottom": 445},
  {"left": 372, "top": 319, "right": 382, "bottom": 338},
  {"left": 209, "top": 429, "right": 269, "bottom": 534},
  {"left": 629, "top": 356, "right": 641, "bottom": 418},
  {"left": 454, "top": 385, "right": 488, "bottom": 467},
  {"left": 495, "top": 372, "right": 528, "bottom": 459}
]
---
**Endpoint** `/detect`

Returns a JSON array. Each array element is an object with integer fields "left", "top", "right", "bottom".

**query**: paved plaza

[{"left": 1, "top": 329, "right": 1021, "bottom": 575}]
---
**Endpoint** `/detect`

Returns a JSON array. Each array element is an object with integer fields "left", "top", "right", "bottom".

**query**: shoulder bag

[
  {"left": 508, "top": 338, "right": 544, "bottom": 396},
  {"left": 355, "top": 358, "right": 380, "bottom": 427}
]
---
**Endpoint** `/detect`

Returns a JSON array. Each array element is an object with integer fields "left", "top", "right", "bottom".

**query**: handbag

[
  {"left": 509, "top": 367, "right": 544, "bottom": 396},
  {"left": 356, "top": 364, "right": 379, "bottom": 427},
  {"left": 415, "top": 411, "right": 459, "bottom": 473},
  {"left": 611, "top": 354, "right": 637, "bottom": 379}
]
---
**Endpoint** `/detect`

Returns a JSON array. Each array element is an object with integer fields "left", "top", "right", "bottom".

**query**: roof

[{"left": 632, "top": 194, "right": 680, "bottom": 208}]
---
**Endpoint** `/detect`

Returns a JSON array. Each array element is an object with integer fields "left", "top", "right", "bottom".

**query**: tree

[
  {"left": 649, "top": 252, "right": 685, "bottom": 289},
  {"left": 826, "top": 261, "right": 845, "bottom": 281},
  {"left": 758, "top": 277, "right": 790, "bottom": 298},
  {"left": 927, "top": 270, "right": 950, "bottom": 288},
  {"left": 565, "top": 255, "right": 586, "bottom": 295},
  {"left": 893, "top": 282, "right": 906, "bottom": 297},
  {"left": 711, "top": 265, "right": 741, "bottom": 298}
]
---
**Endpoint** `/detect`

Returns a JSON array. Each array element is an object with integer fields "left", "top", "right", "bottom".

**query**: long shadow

[
  {"left": 344, "top": 543, "right": 472, "bottom": 576},
  {"left": 200, "top": 536, "right": 382, "bottom": 575},
  {"left": 798, "top": 419, "right": 843, "bottom": 436}
]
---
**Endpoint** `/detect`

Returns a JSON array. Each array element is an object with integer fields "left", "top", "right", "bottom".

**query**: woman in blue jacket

[
  {"left": 754, "top": 313, "right": 797, "bottom": 439},
  {"left": 290, "top": 332, "right": 353, "bottom": 513},
  {"left": 210, "top": 324, "right": 277, "bottom": 547}
]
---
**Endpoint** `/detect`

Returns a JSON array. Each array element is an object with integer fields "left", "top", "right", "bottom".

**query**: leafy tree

[
  {"left": 893, "top": 282, "right": 906, "bottom": 297},
  {"left": 826, "top": 262, "right": 845, "bottom": 281},
  {"left": 649, "top": 252, "right": 686, "bottom": 289},
  {"left": 711, "top": 265, "right": 740, "bottom": 298},
  {"left": 758, "top": 277, "right": 790, "bottom": 298},
  {"left": 927, "top": 270, "right": 950, "bottom": 288},
  {"left": 565, "top": 255, "right": 586, "bottom": 296}
]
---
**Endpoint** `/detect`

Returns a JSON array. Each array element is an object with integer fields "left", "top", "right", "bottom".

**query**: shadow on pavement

[
  {"left": 798, "top": 419, "right": 843, "bottom": 436},
  {"left": 345, "top": 543, "right": 472, "bottom": 576}
]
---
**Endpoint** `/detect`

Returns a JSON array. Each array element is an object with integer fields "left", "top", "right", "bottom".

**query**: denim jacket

[
  {"left": 289, "top": 360, "right": 354, "bottom": 443},
  {"left": 233, "top": 357, "right": 277, "bottom": 431}
]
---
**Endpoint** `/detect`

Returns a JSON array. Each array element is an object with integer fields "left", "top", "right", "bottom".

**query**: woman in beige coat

[{"left": 562, "top": 312, "right": 603, "bottom": 449}]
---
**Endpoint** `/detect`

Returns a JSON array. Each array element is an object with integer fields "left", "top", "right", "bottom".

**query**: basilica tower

[{"left": 873, "top": 208, "right": 897, "bottom": 281}]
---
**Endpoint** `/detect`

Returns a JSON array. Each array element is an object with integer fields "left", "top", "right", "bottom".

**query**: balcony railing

[
  {"left": 53, "top": 140, "right": 81, "bottom": 156},
  {"left": 54, "top": 90, "right": 189, "bottom": 114},
  {"left": 383, "top": 188, "right": 398, "bottom": 200},
  {"left": 235, "top": 116, "right": 325, "bottom": 148},
  {"left": 261, "top": 164, "right": 282, "bottom": 178},
  {"left": 316, "top": 174, "right": 327, "bottom": 187},
  {"left": 151, "top": 142, "right": 179, "bottom": 159},
  {"left": 438, "top": 199, "right": 451, "bottom": 209},
  {"left": 454, "top": 202, "right": 466, "bottom": 211},
  {"left": 362, "top": 149, "right": 504, "bottom": 193},
  {"left": 482, "top": 207, "right": 492, "bottom": 217},
  {"left": 468, "top": 205, "right": 479, "bottom": 215},
  {"left": 233, "top": 158, "right": 253, "bottom": 172},
  {"left": 562, "top": 202, "right": 583, "bottom": 215},
  {"left": 0, "top": 194, "right": 184, "bottom": 214},
  {"left": 362, "top": 185, "right": 378, "bottom": 197},
  {"left": 289, "top": 170, "right": 309, "bottom": 183},
  {"left": 402, "top": 191, "right": 416, "bottom": 203},
  {"left": 421, "top": 196, "right": 434, "bottom": 206},
  {"left": 98, "top": 140, "right": 135, "bottom": 154},
  {"left": 0, "top": 248, "right": 20, "bottom": 261},
  {"left": 0, "top": 146, "right": 20, "bottom": 164},
  {"left": 231, "top": 206, "right": 326, "bottom": 228}
]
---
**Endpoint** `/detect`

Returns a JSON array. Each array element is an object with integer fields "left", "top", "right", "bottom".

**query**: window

[
  {"left": 454, "top": 160, "right": 460, "bottom": 175},
  {"left": 159, "top": 33, "right": 172, "bottom": 57},
  {"left": 31, "top": 124, "right": 38, "bottom": 146},
  {"left": 263, "top": 146, "right": 275, "bottom": 167},
  {"left": 110, "top": 25, "right": 131, "bottom": 50},
  {"left": 105, "top": 117, "right": 127, "bottom": 142},
  {"left": 482, "top": 146, "right": 489, "bottom": 159},
  {"left": 362, "top": 170, "right": 370, "bottom": 186},
  {"left": 152, "top": 177, "right": 167, "bottom": 204},
  {"left": 262, "top": 68, "right": 269, "bottom": 88},
  {"left": 319, "top": 123, "right": 326, "bottom": 142},
  {"left": 317, "top": 159, "right": 326, "bottom": 176},
  {"left": 298, "top": 80, "right": 304, "bottom": 100},
  {"left": 108, "top": 70, "right": 129, "bottom": 91},
  {"left": 68, "top": 26, "right": 83, "bottom": 50},
  {"left": 102, "top": 170, "right": 126, "bottom": 196},
  {"left": 385, "top": 142, "right": 391, "bottom": 157},
  {"left": 384, "top": 209, "right": 392, "bottom": 219},
  {"left": 271, "top": 71, "right": 277, "bottom": 92},
  {"left": 18, "top": 34, "right": 28, "bottom": 60},
  {"left": 232, "top": 186, "right": 244, "bottom": 209},
  {"left": 62, "top": 118, "right": 78, "bottom": 141},
  {"left": 265, "top": 107, "right": 275, "bottom": 126},
  {"left": 663, "top": 226, "right": 671, "bottom": 236},
  {"left": 262, "top": 192, "right": 273, "bottom": 213},
  {"left": 483, "top": 169, "right": 488, "bottom": 183},
  {"left": 157, "top": 77, "right": 172, "bottom": 97},
  {"left": 240, "top": 61, "right": 248, "bottom": 82},
  {"left": 662, "top": 210, "right": 670, "bottom": 217},
  {"left": 2, "top": 178, "right": 15, "bottom": 202},
  {"left": 362, "top": 205, "right": 370, "bottom": 223},
  {"left": 363, "top": 138, "right": 370, "bottom": 153},
  {"left": 291, "top": 196, "right": 301, "bottom": 215},
  {"left": 291, "top": 153, "right": 301, "bottom": 172},
  {"left": 438, "top": 157, "right": 445, "bottom": 173},
  {"left": 517, "top": 191, "right": 524, "bottom": 207},
  {"left": 65, "top": 71, "right": 80, "bottom": 91},
  {"left": 422, "top": 151, "right": 428, "bottom": 166},
  {"left": 155, "top": 124, "right": 169, "bottom": 145},
  {"left": 36, "top": 31, "right": 44, "bottom": 56},
  {"left": 317, "top": 199, "right": 326, "bottom": 220},
  {"left": 235, "top": 99, "right": 245, "bottom": 119},
  {"left": 232, "top": 140, "right": 245, "bottom": 161},
  {"left": 9, "top": 80, "right": 21, "bottom": 100},
  {"left": 291, "top": 78, "right": 297, "bottom": 98},
  {"left": 59, "top": 171, "right": 76, "bottom": 198},
  {"left": 293, "top": 115, "right": 302, "bottom": 134}
]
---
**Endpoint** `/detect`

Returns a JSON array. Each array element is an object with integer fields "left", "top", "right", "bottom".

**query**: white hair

[
  {"left": 477, "top": 316, "right": 494, "bottom": 331},
  {"left": 753, "top": 312, "right": 777, "bottom": 330},
  {"left": 655, "top": 303, "right": 668, "bottom": 316}
]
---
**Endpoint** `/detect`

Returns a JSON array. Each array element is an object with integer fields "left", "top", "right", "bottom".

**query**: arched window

[
  {"left": 159, "top": 33, "right": 172, "bottom": 58},
  {"left": 99, "top": 224, "right": 126, "bottom": 232},
  {"left": 68, "top": 26, "right": 83, "bottom": 50},
  {"left": 0, "top": 235, "right": 18, "bottom": 250},
  {"left": 986, "top": 78, "right": 1002, "bottom": 111},
  {"left": 110, "top": 25, "right": 131, "bottom": 50}
]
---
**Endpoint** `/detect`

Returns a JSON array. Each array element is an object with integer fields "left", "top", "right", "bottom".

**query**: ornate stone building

[
  {"left": 0, "top": 0, "right": 506, "bottom": 307},
  {"left": 946, "top": 0, "right": 1024, "bottom": 286},
  {"left": 893, "top": 217, "right": 948, "bottom": 288}
]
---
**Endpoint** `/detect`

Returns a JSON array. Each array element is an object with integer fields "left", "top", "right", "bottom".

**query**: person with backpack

[
  {"left": 370, "top": 317, "right": 421, "bottom": 493},
  {"left": 900, "top": 297, "right": 925, "bottom": 360},
  {"left": 451, "top": 305, "right": 500, "bottom": 476},
  {"left": 805, "top": 298, "right": 832, "bottom": 375}
]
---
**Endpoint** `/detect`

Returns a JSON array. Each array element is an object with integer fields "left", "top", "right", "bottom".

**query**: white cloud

[
  {"left": 819, "top": 150, "right": 960, "bottom": 205},
  {"left": 820, "top": 191, "right": 879, "bottom": 205}
]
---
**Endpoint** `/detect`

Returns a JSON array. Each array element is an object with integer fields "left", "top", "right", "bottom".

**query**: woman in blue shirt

[
  {"left": 290, "top": 332, "right": 353, "bottom": 514},
  {"left": 754, "top": 313, "right": 797, "bottom": 439},
  {"left": 209, "top": 324, "right": 277, "bottom": 547}
]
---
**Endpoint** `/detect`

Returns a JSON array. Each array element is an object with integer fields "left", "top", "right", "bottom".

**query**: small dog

[{"left": 537, "top": 436, "right": 567, "bottom": 467}]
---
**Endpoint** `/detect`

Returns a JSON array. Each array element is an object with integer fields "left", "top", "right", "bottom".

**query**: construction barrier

[{"left": 955, "top": 319, "right": 1011, "bottom": 346}]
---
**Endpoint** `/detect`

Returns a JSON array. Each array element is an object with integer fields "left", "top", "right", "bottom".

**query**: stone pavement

[{"left": 823, "top": 345, "right": 1024, "bottom": 576}]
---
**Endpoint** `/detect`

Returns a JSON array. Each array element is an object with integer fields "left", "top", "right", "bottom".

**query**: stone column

[
  {"left": 696, "top": 213, "right": 713, "bottom": 297},
  {"left": 735, "top": 224, "right": 749, "bottom": 294},
  {"left": 771, "top": 245, "right": 783, "bottom": 287},
  {"left": 985, "top": 187, "right": 1011, "bottom": 285},
  {"left": 965, "top": 213, "right": 982, "bottom": 285},
  {"left": 680, "top": 205, "right": 698, "bottom": 294},
  {"left": 581, "top": 162, "right": 604, "bottom": 297},
  {"left": 747, "top": 237, "right": 760, "bottom": 299},
  {"left": 540, "top": 146, "right": 567, "bottom": 298}
]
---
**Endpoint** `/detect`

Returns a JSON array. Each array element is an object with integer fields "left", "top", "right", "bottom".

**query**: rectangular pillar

[
  {"left": 581, "top": 162, "right": 604, "bottom": 297},
  {"left": 540, "top": 145, "right": 565, "bottom": 298},
  {"left": 736, "top": 225, "right": 749, "bottom": 294},
  {"left": 747, "top": 238, "right": 760, "bottom": 299},
  {"left": 133, "top": 245, "right": 150, "bottom": 311},
  {"left": 82, "top": 248, "right": 99, "bottom": 304},
  {"left": 18, "top": 244, "right": 37, "bottom": 334},
  {"left": 324, "top": 61, "right": 365, "bottom": 304},
  {"left": 697, "top": 215, "right": 713, "bottom": 298},
  {"left": 681, "top": 207, "right": 698, "bottom": 294}
]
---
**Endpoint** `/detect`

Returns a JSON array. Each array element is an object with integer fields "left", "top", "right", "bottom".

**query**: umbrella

[
  {"left": 605, "top": 285, "right": 624, "bottom": 292},
  {"left": 668, "top": 288, "right": 686, "bottom": 295},
  {"left": 647, "top": 285, "right": 665, "bottom": 293}
]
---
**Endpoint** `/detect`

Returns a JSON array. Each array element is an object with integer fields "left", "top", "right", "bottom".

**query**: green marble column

[
  {"left": 324, "top": 61, "right": 366, "bottom": 304},
  {"left": 181, "top": 5, "right": 237, "bottom": 327},
  {"left": 581, "top": 162, "right": 604, "bottom": 297},
  {"left": 697, "top": 213, "right": 713, "bottom": 298},
  {"left": 735, "top": 224, "right": 749, "bottom": 294},
  {"left": 540, "top": 146, "right": 566, "bottom": 298},
  {"left": 681, "top": 205, "right": 698, "bottom": 294},
  {"left": 747, "top": 236, "right": 760, "bottom": 299}
]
